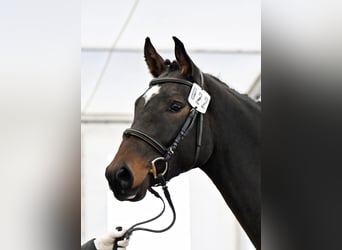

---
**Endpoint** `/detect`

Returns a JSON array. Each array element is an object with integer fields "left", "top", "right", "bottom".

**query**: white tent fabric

[{"left": 82, "top": 0, "right": 260, "bottom": 51}]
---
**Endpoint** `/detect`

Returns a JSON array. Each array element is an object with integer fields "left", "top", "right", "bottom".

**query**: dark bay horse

[{"left": 106, "top": 37, "right": 261, "bottom": 249}]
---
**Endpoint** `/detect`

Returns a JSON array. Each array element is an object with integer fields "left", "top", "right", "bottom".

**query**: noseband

[{"left": 123, "top": 74, "right": 205, "bottom": 186}]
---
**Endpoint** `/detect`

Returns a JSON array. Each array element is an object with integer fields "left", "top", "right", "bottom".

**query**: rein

[
  {"left": 113, "top": 74, "right": 206, "bottom": 250},
  {"left": 113, "top": 182, "right": 176, "bottom": 250}
]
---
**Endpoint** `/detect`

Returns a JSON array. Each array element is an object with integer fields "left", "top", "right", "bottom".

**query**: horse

[{"left": 105, "top": 37, "right": 261, "bottom": 249}]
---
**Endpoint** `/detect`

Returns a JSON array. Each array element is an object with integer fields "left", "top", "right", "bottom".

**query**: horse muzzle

[{"left": 105, "top": 163, "right": 151, "bottom": 202}]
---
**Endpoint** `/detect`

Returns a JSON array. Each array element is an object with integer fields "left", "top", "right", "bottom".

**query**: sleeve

[{"left": 81, "top": 238, "right": 97, "bottom": 250}]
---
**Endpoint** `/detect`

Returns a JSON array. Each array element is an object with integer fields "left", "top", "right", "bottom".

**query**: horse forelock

[{"left": 162, "top": 59, "right": 180, "bottom": 74}]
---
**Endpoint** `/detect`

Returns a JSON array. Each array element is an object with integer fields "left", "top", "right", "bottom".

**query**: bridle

[
  {"left": 113, "top": 73, "right": 206, "bottom": 250},
  {"left": 124, "top": 73, "right": 205, "bottom": 185}
]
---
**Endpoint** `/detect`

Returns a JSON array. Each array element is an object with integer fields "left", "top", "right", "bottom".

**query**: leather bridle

[
  {"left": 123, "top": 73, "right": 205, "bottom": 186},
  {"left": 113, "top": 74, "right": 206, "bottom": 250}
]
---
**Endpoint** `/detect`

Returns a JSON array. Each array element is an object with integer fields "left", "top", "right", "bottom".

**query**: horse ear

[
  {"left": 144, "top": 37, "right": 165, "bottom": 77},
  {"left": 173, "top": 36, "right": 200, "bottom": 80}
]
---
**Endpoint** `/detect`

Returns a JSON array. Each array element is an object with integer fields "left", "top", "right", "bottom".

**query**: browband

[{"left": 149, "top": 77, "right": 193, "bottom": 87}]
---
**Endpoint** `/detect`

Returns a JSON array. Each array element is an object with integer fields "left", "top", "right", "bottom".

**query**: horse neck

[{"left": 201, "top": 75, "right": 261, "bottom": 249}]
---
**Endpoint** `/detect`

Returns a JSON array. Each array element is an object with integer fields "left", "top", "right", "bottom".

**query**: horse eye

[{"left": 169, "top": 102, "right": 184, "bottom": 112}]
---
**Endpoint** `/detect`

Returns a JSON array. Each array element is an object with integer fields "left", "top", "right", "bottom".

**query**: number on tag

[{"left": 188, "top": 83, "right": 211, "bottom": 113}]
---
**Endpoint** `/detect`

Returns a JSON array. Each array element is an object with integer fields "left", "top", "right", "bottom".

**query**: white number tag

[{"left": 188, "top": 83, "right": 211, "bottom": 114}]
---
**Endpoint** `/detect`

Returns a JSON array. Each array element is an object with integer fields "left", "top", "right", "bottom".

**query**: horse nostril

[{"left": 115, "top": 165, "right": 133, "bottom": 190}]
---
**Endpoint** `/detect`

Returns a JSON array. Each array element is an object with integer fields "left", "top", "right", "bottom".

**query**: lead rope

[{"left": 113, "top": 175, "right": 176, "bottom": 250}]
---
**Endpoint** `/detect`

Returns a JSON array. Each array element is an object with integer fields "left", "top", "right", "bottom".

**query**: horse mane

[
  {"left": 161, "top": 60, "right": 261, "bottom": 110},
  {"left": 206, "top": 74, "right": 261, "bottom": 111}
]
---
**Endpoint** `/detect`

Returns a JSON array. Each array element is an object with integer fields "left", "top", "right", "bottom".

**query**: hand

[{"left": 94, "top": 229, "right": 129, "bottom": 250}]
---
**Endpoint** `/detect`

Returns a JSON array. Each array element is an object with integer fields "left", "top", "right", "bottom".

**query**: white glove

[{"left": 94, "top": 229, "right": 129, "bottom": 250}]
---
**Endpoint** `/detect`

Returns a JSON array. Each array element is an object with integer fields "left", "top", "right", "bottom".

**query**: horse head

[{"left": 105, "top": 37, "right": 214, "bottom": 201}]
